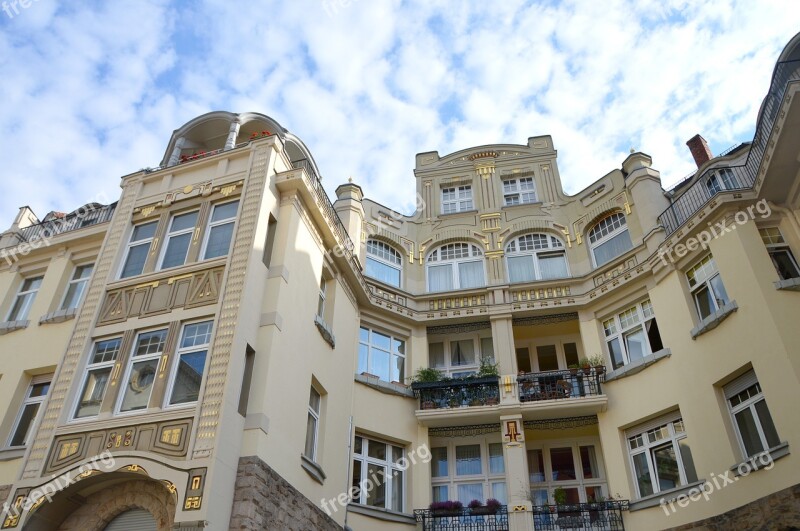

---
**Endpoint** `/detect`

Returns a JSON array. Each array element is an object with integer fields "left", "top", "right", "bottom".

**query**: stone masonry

[{"left": 229, "top": 456, "right": 341, "bottom": 531}]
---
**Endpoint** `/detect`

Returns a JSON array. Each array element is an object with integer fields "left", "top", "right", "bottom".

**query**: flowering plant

[{"left": 429, "top": 500, "right": 463, "bottom": 512}]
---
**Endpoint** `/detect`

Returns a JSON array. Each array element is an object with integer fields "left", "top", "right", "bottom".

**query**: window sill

[
  {"left": 314, "top": 315, "right": 336, "bottom": 348},
  {"left": 39, "top": 307, "right": 77, "bottom": 325},
  {"left": 730, "top": 441, "right": 789, "bottom": 476},
  {"left": 438, "top": 209, "right": 478, "bottom": 218},
  {"left": 347, "top": 503, "right": 416, "bottom": 525},
  {"left": 774, "top": 277, "right": 800, "bottom": 291},
  {"left": 629, "top": 480, "right": 706, "bottom": 511},
  {"left": 300, "top": 454, "right": 326, "bottom": 484},
  {"left": 501, "top": 201, "right": 543, "bottom": 210},
  {"left": 354, "top": 373, "right": 415, "bottom": 398},
  {"left": 690, "top": 300, "right": 738, "bottom": 339},
  {"left": 0, "top": 320, "right": 29, "bottom": 335},
  {"left": 0, "top": 447, "right": 26, "bottom": 461},
  {"left": 604, "top": 349, "right": 672, "bottom": 382}
]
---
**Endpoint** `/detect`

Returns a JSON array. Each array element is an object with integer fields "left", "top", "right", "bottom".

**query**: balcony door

[{"left": 517, "top": 335, "right": 582, "bottom": 373}]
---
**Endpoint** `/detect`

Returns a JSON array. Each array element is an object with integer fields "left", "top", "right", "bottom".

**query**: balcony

[
  {"left": 16, "top": 203, "right": 116, "bottom": 244},
  {"left": 412, "top": 377, "right": 500, "bottom": 427},
  {"left": 414, "top": 505, "right": 509, "bottom": 531},
  {"left": 517, "top": 369, "right": 607, "bottom": 419},
  {"left": 531, "top": 501, "right": 628, "bottom": 530}
]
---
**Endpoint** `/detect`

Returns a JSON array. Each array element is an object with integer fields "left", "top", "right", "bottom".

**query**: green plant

[
  {"left": 411, "top": 367, "right": 444, "bottom": 383},
  {"left": 553, "top": 487, "right": 568, "bottom": 505},
  {"left": 579, "top": 357, "right": 592, "bottom": 369},
  {"left": 477, "top": 357, "right": 499, "bottom": 378},
  {"left": 587, "top": 354, "right": 604, "bottom": 367}
]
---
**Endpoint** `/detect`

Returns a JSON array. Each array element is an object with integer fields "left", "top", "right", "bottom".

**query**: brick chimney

[{"left": 686, "top": 134, "right": 713, "bottom": 167}]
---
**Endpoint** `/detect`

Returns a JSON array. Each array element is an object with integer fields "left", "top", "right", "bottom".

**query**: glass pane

[
  {"left": 580, "top": 446, "right": 599, "bottom": 479},
  {"left": 586, "top": 486, "right": 603, "bottom": 503},
  {"left": 458, "top": 261, "right": 485, "bottom": 289},
  {"left": 368, "top": 441, "right": 387, "bottom": 461},
  {"left": 457, "top": 483, "right": 483, "bottom": 505},
  {"left": 131, "top": 222, "right": 157, "bottom": 242},
  {"left": 366, "top": 464, "right": 386, "bottom": 508},
  {"left": 431, "top": 447, "right": 448, "bottom": 477},
  {"left": 491, "top": 482, "right": 508, "bottom": 504},
  {"left": 516, "top": 348, "right": 532, "bottom": 373},
  {"left": 365, "top": 257, "right": 401, "bottom": 287},
  {"left": 593, "top": 230, "right": 633, "bottom": 266},
  {"left": 304, "top": 413, "right": 317, "bottom": 458},
  {"left": 354, "top": 436, "right": 363, "bottom": 454},
  {"left": 8, "top": 292, "right": 33, "bottom": 320},
  {"left": 754, "top": 399, "right": 781, "bottom": 449},
  {"left": 455, "top": 444, "right": 482, "bottom": 476},
  {"left": 709, "top": 274, "right": 730, "bottom": 308},
  {"left": 391, "top": 471, "right": 403, "bottom": 512},
  {"left": 372, "top": 331, "right": 391, "bottom": 350},
  {"left": 169, "top": 350, "right": 208, "bottom": 404},
  {"left": 508, "top": 255, "right": 535, "bottom": 283},
  {"left": 392, "top": 446, "right": 404, "bottom": 464},
  {"left": 372, "top": 347, "right": 390, "bottom": 381},
  {"left": 92, "top": 338, "right": 121, "bottom": 364},
  {"left": 480, "top": 337, "right": 495, "bottom": 361},
  {"left": 564, "top": 343, "right": 579, "bottom": 367},
  {"left": 428, "top": 264, "right": 453, "bottom": 291},
  {"left": 9, "top": 403, "right": 39, "bottom": 447},
  {"left": 309, "top": 388, "right": 321, "bottom": 412},
  {"left": 432, "top": 485, "right": 448, "bottom": 503},
  {"left": 211, "top": 201, "right": 239, "bottom": 222},
  {"left": 624, "top": 327, "right": 648, "bottom": 362},
  {"left": 678, "top": 437, "right": 698, "bottom": 483},
  {"left": 539, "top": 252, "right": 568, "bottom": 279},
  {"left": 170, "top": 211, "right": 199, "bottom": 232},
  {"left": 561, "top": 488, "right": 580, "bottom": 504},
  {"left": 204, "top": 222, "right": 235, "bottom": 259},
  {"left": 391, "top": 353, "right": 404, "bottom": 383},
  {"left": 181, "top": 321, "right": 212, "bottom": 348},
  {"left": 536, "top": 345, "right": 559, "bottom": 371},
  {"left": 646, "top": 318, "right": 663, "bottom": 353},
  {"left": 61, "top": 278, "right": 88, "bottom": 310},
  {"left": 530, "top": 488, "right": 549, "bottom": 506},
  {"left": 429, "top": 343, "right": 445, "bottom": 368},
  {"left": 771, "top": 250, "right": 800, "bottom": 280},
  {"left": 351, "top": 460, "right": 362, "bottom": 502},
  {"left": 607, "top": 338, "right": 625, "bottom": 369},
  {"left": 29, "top": 382, "right": 50, "bottom": 398},
  {"left": 735, "top": 408, "right": 765, "bottom": 457},
  {"left": 134, "top": 330, "right": 167, "bottom": 357},
  {"left": 632, "top": 452, "right": 653, "bottom": 497},
  {"left": 528, "top": 449, "right": 545, "bottom": 482},
  {"left": 652, "top": 444, "right": 680, "bottom": 491},
  {"left": 451, "top": 340, "right": 475, "bottom": 366},
  {"left": 121, "top": 242, "right": 150, "bottom": 278},
  {"left": 489, "top": 443, "right": 505, "bottom": 474},
  {"left": 119, "top": 359, "right": 159, "bottom": 412},
  {"left": 694, "top": 285, "right": 715, "bottom": 319},
  {"left": 550, "top": 447, "right": 576, "bottom": 481},
  {"left": 161, "top": 232, "right": 192, "bottom": 269},
  {"left": 75, "top": 368, "right": 111, "bottom": 418},
  {"left": 358, "top": 344, "right": 369, "bottom": 374}
]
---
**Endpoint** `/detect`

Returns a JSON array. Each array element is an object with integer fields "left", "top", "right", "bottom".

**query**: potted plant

[
  {"left": 410, "top": 367, "right": 445, "bottom": 387},
  {"left": 579, "top": 357, "right": 592, "bottom": 372},
  {"left": 588, "top": 354, "right": 605, "bottom": 375},
  {"left": 476, "top": 357, "right": 500, "bottom": 378},
  {"left": 430, "top": 500, "right": 463, "bottom": 517},
  {"left": 568, "top": 363, "right": 580, "bottom": 376},
  {"left": 468, "top": 498, "right": 501, "bottom": 516},
  {"left": 553, "top": 487, "right": 567, "bottom": 506}
]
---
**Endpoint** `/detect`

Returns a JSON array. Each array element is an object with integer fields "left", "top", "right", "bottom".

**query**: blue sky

[{"left": 1, "top": 0, "right": 799, "bottom": 221}]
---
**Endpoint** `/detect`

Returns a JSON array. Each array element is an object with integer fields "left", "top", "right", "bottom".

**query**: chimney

[{"left": 686, "top": 134, "right": 713, "bottom": 168}]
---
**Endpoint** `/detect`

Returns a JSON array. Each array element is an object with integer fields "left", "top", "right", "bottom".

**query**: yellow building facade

[{"left": 0, "top": 32, "right": 798, "bottom": 531}]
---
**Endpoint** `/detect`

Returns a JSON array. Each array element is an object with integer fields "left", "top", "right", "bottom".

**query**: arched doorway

[{"left": 103, "top": 509, "right": 156, "bottom": 531}]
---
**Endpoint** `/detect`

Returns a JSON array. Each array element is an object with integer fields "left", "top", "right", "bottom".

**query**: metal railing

[
  {"left": 414, "top": 506, "right": 509, "bottom": 531},
  {"left": 17, "top": 203, "right": 117, "bottom": 243},
  {"left": 411, "top": 377, "right": 500, "bottom": 410},
  {"left": 517, "top": 368, "right": 604, "bottom": 403},
  {"left": 532, "top": 501, "right": 628, "bottom": 530},
  {"left": 657, "top": 60, "right": 800, "bottom": 236}
]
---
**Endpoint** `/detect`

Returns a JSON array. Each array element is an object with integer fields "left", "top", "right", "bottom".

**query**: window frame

[
  {"left": 304, "top": 386, "right": 322, "bottom": 462},
  {"left": 365, "top": 240, "right": 402, "bottom": 288},
  {"left": 705, "top": 168, "right": 736, "bottom": 195},
  {"left": 502, "top": 177, "right": 537, "bottom": 206},
  {"left": 588, "top": 212, "right": 633, "bottom": 268},
  {"left": 7, "top": 276, "right": 43, "bottom": 321},
  {"left": 725, "top": 371, "right": 781, "bottom": 459},
  {"left": 317, "top": 276, "right": 327, "bottom": 319},
  {"left": 60, "top": 264, "right": 94, "bottom": 311},
  {"left": 505, "top": 233, "right": 568, "bottom": 283},
  {"left": 157, "top": 210, "right": 200, "bottom": 271},
  {"left": 7, "top": 375, "right": 51, "bottom": 448},
  {"left": 358, "top": 326, "right": 406, "bottom": 383},
  {"left": 428, "top": 332, "right": 494, "bottom": 378},
  {"left": 351, "top": 435, "right": 406, "bottom": 513},
  {"left": 426, "top": 243, "right": 485, "bottom": 292},
  {"left": 686, "top": 254, "right": 729, "bottom": 320},
  {"left": 118, "top": 220, "right": 158, "bottom": 279},
  {"left": 759, "top": 227, "right": 800, "bottom": 280},
  {"left": 199, "top": 200, "right": 240, "bottom": 261},
  {"left": 163, "top": 320, "right": 213, "bottom": 408},
  {"left": 114, "top": 327, "right": 169, "bottom": 415},
  {"left": 602, "top": 299, "right": 662, "bottom": 370},
  {"left": 430, "top": 436, "right": 508, "bottom": 505},
  {"left": 441, "top": 185, "right": 474, "bottom": 215},
  {"left": 72, "top": 337, "right": 123, "bottom": 420},
  {"left": 527, "top": 438, "right": 608, "bottom": 505}
]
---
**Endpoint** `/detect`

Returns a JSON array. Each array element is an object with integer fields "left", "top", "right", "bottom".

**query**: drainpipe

[
  {"left": 768, "top": 202, "right": 800, "bottom": 236},
  {"left": 343, "top": 415, "right": 354, "bottom": 531}
]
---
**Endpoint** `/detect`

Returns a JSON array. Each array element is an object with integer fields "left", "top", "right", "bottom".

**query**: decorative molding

[
  {"left": 428, "top": 423, "right": 501, "bottom": 438},
  {"left": 427, "top": 321, "right": 491, "bottom": 335},
  {"left": 512, "top": 312, "right": 578, "bottom": 326},
  {"left": 523, "top": 415, "right": 598, "bottom": 430}
]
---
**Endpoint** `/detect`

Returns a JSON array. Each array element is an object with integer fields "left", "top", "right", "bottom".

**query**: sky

[{"left": 1, "top": 0, "right": 799, "bottom": 221}]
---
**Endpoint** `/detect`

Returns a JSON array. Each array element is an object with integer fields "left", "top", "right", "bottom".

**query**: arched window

[
  {"left": 589, "top": 212, "right": 633, "bottom": 267},
  {"left": 426, "top": 243, "right": 485, "bottom": 292},
  {"left": 365, "top": 240, "right": 402, "bottom": 288},
  {"left": 505, "top": 234, "right": 568, "bottom": 283},
  {"left": 705, "top": 168, "right": 736, "bottom": 195}
]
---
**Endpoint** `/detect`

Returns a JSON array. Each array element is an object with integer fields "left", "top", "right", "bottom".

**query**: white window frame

[
  {"left": 200, "top": 200, "right": 239, "bottom": 260},
  {"left": 304, "top": 386, "right": 322, "bottom": 462},
  {"left": 157, "top": 210, "right": 200, "bottom": 270},
  {"left": 526, "top": 437, "right": 608, "bottom": 505},
  {"left": 358, "top": 326, "right": 406, "bottom": 383},
  {"left": 430, "top": 436, "right": 508, "bottom": 505},
  {"left": 60, "top": 264, "right": 94, "bottom": 311},
  {"left": 365, "top": 240, "right": 402, "bottom": 288},
  {"left": 686, "top": 254, "right": 729, "bottom": 320},
  {"left": 441, "top": 186, "right": 474, "bottom": 215},
  {"left": 426, "top": 243, "right": 485, "bottom": 292},
  {"left": 725, "top": 371, "right": 782, "bottom": 458},
  {"left": 602, "top": 299, "right": 662, "bottom": 370},
  {"left": 317, "top": 277, "right": 327, "bottom": 319},
  {"left": 115, "top": 328, "right": 169, "bottom": 415},
  {"left": 7, "top": 276, "right": 43, "bottom": 321},
  {"left": 164, "top": 320, "right": 213, "bottom": 408},
  {"left": 588, "top": 212, "right": 632, "bottom": 267},
  {"left": 7, "top": 375, "right": 51, "bottom": 448},
  {"left": 351, "top": 435, "right": 406, "bottom": 512},
  {"left": 626, "top": 413, "right": 696, "bottom": 499},
  {"left": 72, "top": 337, "right": 122, "bottom": 419},
  {"left": 428, "top": 332, "right": 494, "bottom": 378},
  {"left": 502, "top": 177, "right": 537, "bottom": 206},
  {"left": 118, "top": 220, "right": 158, "bottom": 279},
  {"left": 505, "top": 233, "right": 568, "bottom": 283},
  {"left": 759, "top": 227, "right": 800, "bottom": 280},
  {"left": 705, "top": 168, "right": 736, "bottom": 195}
]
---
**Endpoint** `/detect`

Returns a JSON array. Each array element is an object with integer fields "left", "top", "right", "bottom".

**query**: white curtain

[
  {"left": 457, "top": 483, "right": 484, "bottom": 505},
  {"left": 593, "top": 230, "right": 633, "bottom": 266},
  {"left": 539, "top": 252, "right": 568, "bottom": 279},
  {"left": 507, "top": 255, "right": 534, "bottom": 283},
  {"left": 458, "top": 260, "right": 485, "bottom": 288},
  {"left": 428, "top": 264, "right": 453, "bottom": 291},
  {"left": 456, "top": 444, "right": 482, "bottom": 476}
]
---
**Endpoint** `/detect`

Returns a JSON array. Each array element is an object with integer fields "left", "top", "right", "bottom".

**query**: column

[
  {"left": 500, "top": 415, "right": 535, "bottom": 531},
  {"left": 167, "top": 136, "right": 186, "bottom": 167},
  {"left": 224, "top": 118, "right": 241, "bottom": 150}
]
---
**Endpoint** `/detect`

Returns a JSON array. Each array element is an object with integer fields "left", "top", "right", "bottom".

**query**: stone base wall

[
  {"left": 0, "top": 484, "right": 11, "bottom": 507},
  {"left": 229, "top": 456, "right": 341, "bottom": 531},
  {"left": 668, "top": 483, "right": 800, "bottom": 530}
]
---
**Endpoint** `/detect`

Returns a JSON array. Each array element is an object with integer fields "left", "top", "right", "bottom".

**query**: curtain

[
  {"left": 593, "top": 230, "right": 633, "bottom": 266},
  {"left": 539, "top": 252, "right": 568, "bottom": 279},
  {"left": 456, "top": 444, "right": 482, "bottom": 475},
  {"left": 451, "top": 340, "right": 475, "bottom": 366},
  {"left": 508, "top": 255, "right": 534, "bottom": 283},
  {"left": 458, "top": 260, "right": 485, "bottom": 288},
  {"left": 428, "top": 264, "right": 453, "bottom": 291}
]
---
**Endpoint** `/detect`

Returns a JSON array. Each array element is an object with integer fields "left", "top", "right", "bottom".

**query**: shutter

[
  {"left": 30, "top": 374, "right": 52, "bottom": 386},
  {"left": 104, "top": 509, "right": 156, "bottom": 531},
  {"left": 625, "top": 410, "right": 682, "bottom": 439},
  {"left": 724, "top": 370, "right": 759, "bottom": 400}
]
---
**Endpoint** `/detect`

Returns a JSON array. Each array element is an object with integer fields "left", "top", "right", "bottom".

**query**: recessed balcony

[
  {"left": 517, "top": 368, "right": 608, "bottom": 419},
  {"left": 531, "top": 501, "right": 629, "bottom": 530},
  {"left": 414, "top": 505, "right": 509, "bottom": 531},
  {"left": 412, "top": 376, "right": 501, "bottom": 427}
]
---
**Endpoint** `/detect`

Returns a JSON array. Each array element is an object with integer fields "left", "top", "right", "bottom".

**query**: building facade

[{"left": 0, "top": 32, "right": 799, "bottom": 531}]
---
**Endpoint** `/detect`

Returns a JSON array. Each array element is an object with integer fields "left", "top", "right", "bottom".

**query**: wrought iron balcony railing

[
  {"left": 414, "top": 505, "right": 509, "bottom": 531},
  {"left": 517, "top": 368, "right": 604, "bottom": 403},
  {"left": 532, "top": 501, "right": 628, "bottom": 530},
  {"left": 411, "top": 376, "right": 500, "bottom": 410},
  {"left": 16, "top": 203, "right": 117, "bottom": 244}
]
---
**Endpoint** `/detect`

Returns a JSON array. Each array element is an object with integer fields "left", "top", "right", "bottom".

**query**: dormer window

[
  {"left": 589, "top": 212, "right": 633, "bottom": 267},
  {"left": 441, "top": 186, "right": 473, "bottom": 214},
  {"left": 503, "top": 177, "right": 537, "bottom": 206},
  {"left": 365, "top": 240, "right": 402, "bottom": 288},
  {"left": 705, "top": 168, "right": 736, "bottom": 195},
  {"left": 427, "top": 243, "right": 484, "bottom": 291},
  {"left": 506, "top": 234, "right": 568, "bottom": 283}
]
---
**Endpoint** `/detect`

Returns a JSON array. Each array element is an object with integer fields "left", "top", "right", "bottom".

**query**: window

[
  {"left": 117, "top": 329, "right": 168, "bottom": 413},
  {"left": 706, "top": 168, "right": 736, "bottom": 195},
  {"left": 8, "top": 376, "right": 50, "bottom": 447},
  {"left": 725, "top": 371, "right": 781, "bottom": 458},
  {"left": 7, "top": 277, "right": 43, "bottom": 321},
  {"left": 304, "top": 387, "right": 321, "bottom": 461},
  {"left": 506, "top": 234, "right": 568, "bottom": 283},
  {"left": 588, "top": 213, "right": 633, "bottom": 267},
  {"left": 759, "top": 227, "right": 800, "bottom": 280},
  {"left": 602, "top": 300, "right": 663, "bottom": 370},
  {"left": 528, "top": 442, "right": 607, "bottom": 506},
  {"left": 429, "top": 335, "right": 494, "bottom": 378},
  {"left": 120, "top": 221, "right": 158, "bottom": 278},
  {"left": 426, "top": 243, "right": 485, "bottom": 291},
  {"left": 158, "top": 211, "right": 199, "bottom": 270},
  {"left": 441, "top": 186, "right": 473, "bottom": 214},
  {"left": 503, "top": 177, "right": 537, "bottom": 206},
  {"left": 351, "top": 436, "right": 405, "bottom": 512},
  {"left": 74, "top": 338, "right": 122, "bottom": 418},
  {"left": 358, "top": 327, "right": 405, "bottom": 383},
  {"left": 166, "top": 321, "right": 212, "bottom": 406},
  {"left": 686, "top": 255, "right": 729, "bottom": 320},
  {"left": 431, "top": 439, "right": 507, "bottom": 505},
  {"left": 317, "top": 276, "right": 326, "bottom": 319},
  {"left": 202, "top": 201, "right": 239, "bottom": 260},
  {"left": 627, "top": 414, "right": 697, "bottom": 498},
  {"left": 365, "top": 240, "right": 402, "bottom": 288},
  {"left": 61, "top": 264, "right": 93, "bottom": 310}
]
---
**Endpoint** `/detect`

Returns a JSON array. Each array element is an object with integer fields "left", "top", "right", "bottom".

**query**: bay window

[
  {"left": 351, "top": 436, "right": 405, "bottom": 512},
  {"left": 426, "top": 243, "right": 485, "bottom": 291},
  {"left": 528, "top": 441, "right": 607, "bottom": 506},
  {"left": 627, "top": 414, "right": 697, "bottom": 498},
  {"left": 602, "top": 299, "right": 663, "bottom": 370},
  {"left": 588, "top": 213, "right": 633, "bottom": 267},
  {"left": 686, "top": 254, "right": 730, "bottom": 320},
  {"left": 365, "top": 240, "right": 402, "bottom": 288},
  {"left": 505, "top": 233, "right": 568, "bottom": 283}
]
